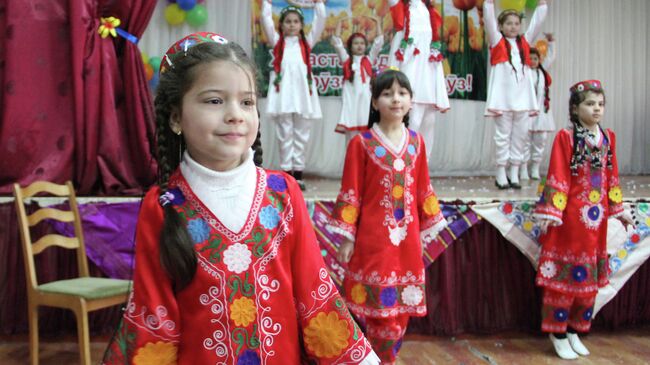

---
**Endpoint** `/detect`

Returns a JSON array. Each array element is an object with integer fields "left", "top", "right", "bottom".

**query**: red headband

[
  {"left": 160, "top": 32, "right": 229, "bottom": 75},
  {"left": 570, "top": 79, "right": 602, "bottom": 93}
]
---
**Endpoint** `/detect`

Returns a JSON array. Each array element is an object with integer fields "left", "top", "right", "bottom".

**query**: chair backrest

[{"left": 13, "top": 181, "right": 90, "bottom": 291}]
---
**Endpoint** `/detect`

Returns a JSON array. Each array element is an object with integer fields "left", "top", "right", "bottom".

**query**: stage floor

[{"left": 302, "top": 175, "right": 650, "bottom": 202}]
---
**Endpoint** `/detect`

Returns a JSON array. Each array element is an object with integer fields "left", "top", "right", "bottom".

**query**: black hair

[
  {"left": 568, "top": 88, "right": 612, "bottom": 175},
  {"left": 367, "top": 69, "right": 413, "bottom": 128},
  {"left": 153, "top": 40, "right": 262, "bottom": 291},
  {"left": 530, "top": 48, "right": 550, "bottom": 112}
]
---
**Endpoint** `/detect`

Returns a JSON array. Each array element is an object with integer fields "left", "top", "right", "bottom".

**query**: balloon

[
  {"left": 149, "top": 56, "right": 162, "bottom": 74},
  {"left": 498, "top": 0, "right": 525, "bottom": 12},
  {"left": 526, "top": 0, "right": 538, "bottom": 10},
  {"left": 149, "top": 73, "right": 160, "bottom": 91},
  {"left": 177, "top": 0, "right": 197, "bottom": 11},
  {"left": 164, "top": 4, "right": 186, "bottom": 26},
  {"left": 535, "top": 39, "right": 548, "bottom": 58},
  {"left": 144, "top": 63, "right": 154, "bottom": 81},
  {"left": 186, "top": 4, "right": 208, "bottom": 27},
  {"left": 140, "top": 51, "right": 149, "bottom": 65}
]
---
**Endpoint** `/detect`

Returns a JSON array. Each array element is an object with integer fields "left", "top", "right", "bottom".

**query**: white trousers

[
  {"left": 523, "top": 131, "right": 549, "bottom": 163},
  {"left": 493, "top": 111, "right": 531, "bottom": 166},
  {"left": 409, "top": 103, "right": 437, "bottom": 160},
  {"left": 274, "top": 113, "right": 312, "bottom": 171}
]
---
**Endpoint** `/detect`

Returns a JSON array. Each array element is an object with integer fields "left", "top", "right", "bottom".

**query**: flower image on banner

[{"left": 251, "top": 0, "right": 488, "bottom": 100}]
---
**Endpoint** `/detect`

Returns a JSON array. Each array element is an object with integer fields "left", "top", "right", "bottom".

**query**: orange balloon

[
  {"left": 144, "top": 63, "right": 154, "bottom": 81},
  {"left": 535, "top": 39, "right": 548, "bottom": 59}
]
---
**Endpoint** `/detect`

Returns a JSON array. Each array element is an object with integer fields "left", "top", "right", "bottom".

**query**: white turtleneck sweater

[{"left": 179, "top": 149, "right": 257, "bottom": 233}]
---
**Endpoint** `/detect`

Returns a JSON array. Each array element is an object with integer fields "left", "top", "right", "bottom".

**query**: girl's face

[
  {"left": 171, "top": 61, "right": 259, "bottom": 172},
  {"left": 372, "top": 79, "right": 412, "bottom": 125},
  {"left": 499, "top": 14, "right": 521, "bottom": 38},
  {"left": 573, "top": 91, "right": 605, "bottom": 129},
  {"left": 350, "top": 36, "right": 367, "bottom": 56},
  {"left": 281, "top": 12, "right": 303, "bottom": 37},
  {"left": 530, "top": 53, "right": 540, "bottom": 69}
]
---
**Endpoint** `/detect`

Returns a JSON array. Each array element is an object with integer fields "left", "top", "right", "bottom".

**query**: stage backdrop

[
  {"left": 250, "top": 0, "right": 487, "bottom": 100},
  {"left": 138, "top": 0, "right": 650, "bottom": 178}
]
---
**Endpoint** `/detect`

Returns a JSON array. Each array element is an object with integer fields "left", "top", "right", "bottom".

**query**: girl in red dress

[
  {"left": 329, "top": 68, "right": 447, "bottom": 364},
  {"left": 534, "top": 80, "right": 633, "bottom": 360},
  {"left": 102, "top": 32, "right": 379, "bottom": 365}
]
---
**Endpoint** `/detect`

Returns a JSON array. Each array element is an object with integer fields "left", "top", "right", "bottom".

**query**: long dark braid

[
  {"left": 530, "top": 48, "right": 550, "bottom": 112},
  {"left": 154, "top": 41, "right": 261, "bottom": 291},
  {"left": 568, "top": 89, "right": 612, "bottom": 176}
]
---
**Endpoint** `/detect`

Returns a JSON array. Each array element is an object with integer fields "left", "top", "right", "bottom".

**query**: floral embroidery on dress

[
  {"left": 351, "top": 283, "right": 367, "bottom": 304},
  {"left": 259, "top": 205, "right": 280, "bottom": 229},
  {"left": 608, "top": 186, "right": 622, "bottom": 204},
  {"left": 187, "top": 218, "right": 210, "bottom": 244},
  {"left": 132, "top": 341, "right": 178, "bottom": 365},
  {"left": 400, "top": 285, "right": 424, "bottom": 306},
  {"left": 303, "top": 311, "right": 351, "bottom": 358},
  {"left": 223, "top": 243, "right": 252, "bottom": 274},
  {"left": 236, "top": 349, "right": 261, "bottom": 365},
  {"left": 540, "top": 261, "right": 557, "bottom": 279},
  {"left": 580, "top": 203, "right": 604, "bottom": 230},
  {"left": 230, "top": 297, "right": 257, "bottom": 327}
]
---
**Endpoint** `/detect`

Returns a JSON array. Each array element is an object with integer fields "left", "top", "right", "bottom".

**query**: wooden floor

[{"left": 2, "top": 328, "right": 649, "bottom": 364}]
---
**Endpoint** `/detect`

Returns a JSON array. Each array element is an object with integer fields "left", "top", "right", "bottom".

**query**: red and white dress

[
  {"left": 102, "top": 161, "right": 379, "bottom": 364},
  {"left": 329, "top": 125, "right": 447, "bottom": 320},
  {"left": 534, "top": 127, "right": 624, "bottom": 331}
]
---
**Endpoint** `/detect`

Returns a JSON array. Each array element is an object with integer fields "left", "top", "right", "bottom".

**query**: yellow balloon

[
  {"left": 498, "top": 0, "right": 526, "bottom": 12},
  {"left": 165, "top": 4, "right": 186, "bottom": 26},
  {"left": 141, "top": 51, "right": 149, "bottom": 65}
]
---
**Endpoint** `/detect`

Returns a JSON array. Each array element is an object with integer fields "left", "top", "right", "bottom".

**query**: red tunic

[
  {"left": 329, "top": 128, "right": 446, "bottom": 319},
  {"left": 534, "top": 128, "right": 624, "bottom": 296},
  {"left": 103, "top": 169, "right": 375, "bottom": 364}
]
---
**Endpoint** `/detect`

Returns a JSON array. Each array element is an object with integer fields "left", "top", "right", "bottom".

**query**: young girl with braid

[
  {"left": 261, "top": 0, "right": 325, "bottom": 190},
  {"left": 534, "top": 80, "right": 633, "bottom": 360},
  {"left": 483, "top": 0, "right": 547, "bottom": 189},
  {"left": 102, "top": 32, "right": 379, "bottom": 365},
  {"left": 522, "top": 33, "right": 556, "bottom": 180}
]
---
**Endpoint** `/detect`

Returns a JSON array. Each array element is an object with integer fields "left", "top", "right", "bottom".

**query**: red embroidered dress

[
  {"left": 534, "top": 128, "right": 624, "bottom": 296},
  {"left": 103, "top": 169, "right": 375, "bottom": 364},
  {"left": 329, "top": 127, "right": 446, "bottom": 319}
]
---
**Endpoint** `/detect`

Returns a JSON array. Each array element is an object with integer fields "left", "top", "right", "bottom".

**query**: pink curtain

[{"left": 0, "top": 0, "right": 157, "bottom": 195}]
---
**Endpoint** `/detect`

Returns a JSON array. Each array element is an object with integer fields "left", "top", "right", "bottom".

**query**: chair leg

[
  {"left": 28, "top": 304, "right": 39, "bottom": 365},
  {"left": 74, "top": 302, "right": 92, "bottom": 365}
]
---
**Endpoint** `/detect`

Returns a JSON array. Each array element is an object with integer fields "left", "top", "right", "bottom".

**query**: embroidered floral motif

[
  {"left": 588, "top": 190, "right": 601, "bottom": 203},
  {"left": 401, "top": 285, "right": 423, "bottom": 306},
  {"left": 394, "top": 208, "right": 405, "bottom": 220},
  {"left": 582, "top": 307, "right": 593, "bottom": 321},
  {"left": 608, "top": 186, "right": 622, "bottom": 203},
  {"left": 223, "top": 243, "right": 252, "bottom": 274},
  {"left": 266, "top": 174, "right": 287, "bottom": 193},
  {"left": 187, "top": 218, "right": 210, "bottom": 244},
  {"left": 571, "top": 265, "right": 588, "bottom": 283},
  {"left": 341, "top": 205, "right": 359, "bottom": 224},
  {"left": 303, "top": 311, "right": 351, "bottom": 358},
  {"left": 388, "top": 225, "right": 407, "bottom": 246},
  {"left": 351, "top": 283, "right": 367, "bottom": 304},
  {"left": 392, "top": 185, "right": 404, "bottom": 199},
  {"left": 380, "top": 287, "right": 398, "bottom": 307},
  {"left": 230, "top": 297, "right": 257, "bottom": 327},
  {"left": 540, "top": 261, "right": 557, "bottom": 279},
  {"left": 580, "top": 204, "right": 604, "bottom": 230},
  {"left": 407, "top": 144, "right": 416, "bottom": 155},
  {"left": 393, "top": 158, "right": 405, "bottom": 172},
  {"left": 553, "top": 308, "right": 569, "bottom": 322},
  {"left": 423, "top": 195, "right": 440, "bottom": 216},
  {"left": 133, "top": 341, "right": 177, "bottom": 365},
  {"left": 236, "top": 349, "right": 261, "bottom": 365},
  {"left": 259, "top": 205, "right": 280, "bottom": 229},
  {"left": 374, "top": 146, "right": 387, "bottom": 158},
  {"left": 552, "top": 191, "right": 567, "bottom": 210}
]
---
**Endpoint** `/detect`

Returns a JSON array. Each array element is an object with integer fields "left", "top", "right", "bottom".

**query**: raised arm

[
  {"left": 330, "top": 35, "right": 349, "bottom": 63},
  {"left": 524, "top": 0, "right": 548, "bottom": 44},
  {"left": 261, "top": 0, "right": 279, "bottom": 46},
  {"left": 541, "top": 35, "right": 555, "bottom": 69},
  {"left": 369, "top": 16, "right": 385, "bottom": 63},
  {"left": 306, "top": 1, "right": 326, "bottom": 47},
  {"left": 483, "top": 0, "right": 501, "bottom": 47}
]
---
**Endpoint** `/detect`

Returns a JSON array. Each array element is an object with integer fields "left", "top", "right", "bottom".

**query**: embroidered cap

[
  {"left": 280, "top": 5, "right": 304, "bottom": 19},
  {"left": 160, "top": 32, "right": 229, "bottom": 75},
  {"left": 570, "top": 79, "right": 602, "bottom": 94}
]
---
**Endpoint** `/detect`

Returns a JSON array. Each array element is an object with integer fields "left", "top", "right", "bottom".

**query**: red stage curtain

[{"left": 0, "top": 0, "right": 157, "bottom": 195}]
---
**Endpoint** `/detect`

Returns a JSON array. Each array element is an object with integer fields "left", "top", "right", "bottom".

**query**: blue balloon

[
  {"left": 177, "top": 0, "right": 196, "bottom": 11},
  {"left": 149, "top": 73, "right": 160, "bottom": 91}
]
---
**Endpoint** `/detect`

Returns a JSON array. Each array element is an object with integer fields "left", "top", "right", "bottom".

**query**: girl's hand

[
  {"left": 538, "top": 219, "right": 553, "bottom": 234},
  {"left": 330, "top": 35, "right": 343, "bottom": 48},
  {"left": 338, "top": 239, "right": 355, "bottom": 264},
  {"left": 616, "top": 211, "right": 636, "bottom": 231}
]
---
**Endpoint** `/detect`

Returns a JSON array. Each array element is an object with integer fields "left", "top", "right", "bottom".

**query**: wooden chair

[{"left": 13, "top": 181, "right": 131, "bottom": 365}]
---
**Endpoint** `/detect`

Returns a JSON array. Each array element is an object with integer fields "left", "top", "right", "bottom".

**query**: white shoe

[
  {"left": 530, "top": 162, "right": 541, "bottom": 180},
  {"left": 567, "top": 333, "right": 590, "bottom": 356},
  {"left": 496, "top": 166, "right": 509, "bottom": 188},
  {"left": 549, "top": 334, "right": 579, "bottom": 360},
  {"left": 520, "top": 163, "right": 530, "bottom": 181}
]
